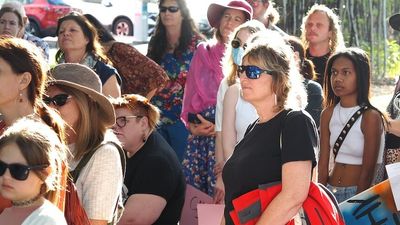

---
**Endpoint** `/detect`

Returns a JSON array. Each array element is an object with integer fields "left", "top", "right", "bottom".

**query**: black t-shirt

[
  {"left": 124, "top": 131, "right": 185, "bottom": 225},
  {"left": 222, "top": 110, "right": 318, "bottom": 225},
  {"left": 306, "top": 50, "right": 331, "bottom": 87}
]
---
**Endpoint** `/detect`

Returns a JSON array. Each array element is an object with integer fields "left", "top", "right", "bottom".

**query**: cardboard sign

[
  {"left": 197, "top": 204, "right": 225, "bottom": 225},
  {"left": 180, "top": 185, "right": 213, "bottom": 225},
  {"left": 386, "top": 162, "right": 400, "bottom": 210},
  {"left": 339, "top": 180, "right": 400, "bottom": 224}
]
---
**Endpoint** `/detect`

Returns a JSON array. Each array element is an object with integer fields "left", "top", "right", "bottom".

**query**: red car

[{"left": 21, "top": 0, "right": 81, "bottom": 37}]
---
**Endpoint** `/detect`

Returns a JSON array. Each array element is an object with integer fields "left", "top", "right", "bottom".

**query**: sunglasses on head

[
  {"left": 0, "top": 161, "right": 48, "bottom": 181},
  {"left": 237, "top": 65, "right": 273, "bottom": 79},
  {"left": 43, "top": 94, "right": 71, "bottom": 107},
  {"left": 115, "top": 115, "right": 143, "bottom": 128},
  {"left": 159, "top": 6, "right": 180, "bottom": 13}
]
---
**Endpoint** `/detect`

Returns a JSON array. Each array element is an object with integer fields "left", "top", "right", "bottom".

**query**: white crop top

[{"left": 329, "top": 104, "right": 384, "bottom": 165}]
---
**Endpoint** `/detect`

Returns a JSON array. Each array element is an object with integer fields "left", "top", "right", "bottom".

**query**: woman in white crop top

[{"left": 318, "top": 48, "right": 386, "bottom": 203}]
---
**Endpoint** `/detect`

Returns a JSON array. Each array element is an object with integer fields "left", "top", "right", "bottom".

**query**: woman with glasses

[
  {"left": 56, "top": 12, "right": 121, "bottom": 98},
  {"left": 111, "top": 94, "right": 185, "bottom": 225},
  {"left": 0, "top": 118, "right": 67, "bottom": 224},
  {"left": 45, "top": 63, "right": 123, "bottom": 225},
  {"left": 181, "top": 0, "right": 252, "bottom": 197},
  {"left": 0, "top": 37, "right": 66, "bottom": 214},
  {"left": 222, "top": 33, "right": 318, "bottom": 225},
  {"left": 146, "top": 0, "right": 204, "bottom": 162},
  {"left": 214, "top": 20, "right": 265, "bottom": 203}
]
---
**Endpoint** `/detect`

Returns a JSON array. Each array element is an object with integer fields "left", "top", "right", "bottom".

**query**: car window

[{"left": 48, "top": 0, "right": 69, "bottom": 6}]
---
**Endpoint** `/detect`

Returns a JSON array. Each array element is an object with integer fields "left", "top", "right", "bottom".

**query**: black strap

[{"left": 332, "top": 105, "right": 369, "bottom": 159}]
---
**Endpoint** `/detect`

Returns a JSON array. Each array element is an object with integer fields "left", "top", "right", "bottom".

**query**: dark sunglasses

[
  {"left": 237, "top": 65, "right": 273, "bottom": 79},
  {"left": 0, "top": 161, "right": 48, "bottom": 181},
  {"left": 43, "top": 94, "right": 71, "bottom": 107},
  {"left": 115, "top": 115, "right": 143, "bottom": 128},
  {"left": 159, "top": 6, "right": 180, "bottom": 13}
]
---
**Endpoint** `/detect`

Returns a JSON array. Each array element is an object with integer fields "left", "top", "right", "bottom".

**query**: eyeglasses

[
  {"left": 0, "top": 161, "right": 48, "bottom": 181},
  {"left": 237, "top": 65, "right": 273, "bottom": 79},
  {"left": 115, "top": 115, "right": 143, "bottom": 128},
  {"left": 43, "top": 94, "right": 71, "bottom": 107},
  {"left": 159, "top": 6, "right": 180, "bottom": 13}
]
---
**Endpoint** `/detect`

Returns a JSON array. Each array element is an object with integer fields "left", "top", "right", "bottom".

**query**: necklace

[
  {"left": 12, "top": 193, "right": 42, "bottom": 208},
  {"left": 338, "top": 105, "right": 359, "bottom": 125}
]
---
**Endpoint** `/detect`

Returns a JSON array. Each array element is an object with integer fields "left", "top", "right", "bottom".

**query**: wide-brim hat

[
  {"left": 207, "top": 0, "right": 253, "bottom": 28},
  {"left": 389, "top": 13, "right": 400, "bottom": 31},
  {"left": 49, "top": 63, "right": 116, "bottom": 127}
]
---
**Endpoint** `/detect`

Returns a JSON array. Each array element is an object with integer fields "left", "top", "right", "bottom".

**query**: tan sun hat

[{"left": 49, "top": 63, "right": 116, "bottom": 127}]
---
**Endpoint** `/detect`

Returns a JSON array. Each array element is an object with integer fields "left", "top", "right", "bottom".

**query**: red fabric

[
  {"left": 64, "top": 179, "right": 90, "bottom": 225},
  {"left": 230, "top": 182, "right": 345, "bottom": 225}
]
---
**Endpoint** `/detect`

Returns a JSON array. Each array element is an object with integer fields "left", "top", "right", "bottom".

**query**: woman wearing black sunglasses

[
  {"left": 111, "top": 94, "right": 185, "bottom": 225},
  {"left": 146, "top": 0, "right": 204, "bottom": 162},
  {"left": 0, "top": 118, "right": 67, "bottom": 224},
  {"left": 0, "top": 37, "right": 66, "bottom": 214},
  {"left": 222, "top": 33, "right": 319, "bottom": 224},
  {"left": 46, "top": 63, "right": 123, "bottom": 225}
]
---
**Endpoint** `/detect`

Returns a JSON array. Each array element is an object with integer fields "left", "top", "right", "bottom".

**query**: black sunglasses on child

[
  {"left": 159, "top": 6, "right": 180, "bottom": 13},
  {"left": 0, "top": 161, "right": 48, "bottom": 181},
  {"left": 43, "top": 94, "right": 71, "bottom": 107},
  {"left": 237, "top": 65, "right": 273, "bottom": 79}
]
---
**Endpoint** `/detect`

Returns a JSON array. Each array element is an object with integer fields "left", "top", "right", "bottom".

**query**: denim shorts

[{"left": 326, "top": 184, "right": 357, "bottom": 203}]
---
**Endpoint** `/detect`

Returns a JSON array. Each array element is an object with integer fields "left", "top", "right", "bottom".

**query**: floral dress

[{"left": 150, "top": 35, "right": 203, "bottom": 161}]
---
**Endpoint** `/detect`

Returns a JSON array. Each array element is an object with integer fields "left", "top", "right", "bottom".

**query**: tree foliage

[{"left": 274, "top": 0, "right": 400, "bottom": 78}]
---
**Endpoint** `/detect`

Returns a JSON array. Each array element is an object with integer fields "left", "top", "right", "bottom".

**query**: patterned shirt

[
  {"left": 23, "top": 32, "right": 49, "bottom": 61},
  {"left": 151, "top": 35, "right": 203, "bottom": 125}
]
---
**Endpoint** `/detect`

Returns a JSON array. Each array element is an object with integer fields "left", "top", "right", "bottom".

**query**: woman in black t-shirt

[
  {"left": 111, "top": 94, "right": 185, "bottom": 225},
  {"left": 222, "top": 32, "right": 318, "bottom": 225}
]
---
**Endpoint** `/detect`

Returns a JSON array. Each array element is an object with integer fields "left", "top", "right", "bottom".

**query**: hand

[
  {"left": 189, "top": 114, "right": 215, "bottom": 136},
  {"left": 213, "top": 174, "right": 225, "bottom": 204}
]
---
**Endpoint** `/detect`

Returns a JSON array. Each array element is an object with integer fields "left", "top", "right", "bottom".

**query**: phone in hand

[
  {"left": 188, "top": 113, "right": 201, "bottom": 124},
  {"left": 188, "top": 113, "right": 215, "bottom": 124}
]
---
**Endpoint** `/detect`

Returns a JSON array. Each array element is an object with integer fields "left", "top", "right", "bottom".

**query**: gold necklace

[{"left": 12, "top": 193, "right": 42, "bottom": 208}]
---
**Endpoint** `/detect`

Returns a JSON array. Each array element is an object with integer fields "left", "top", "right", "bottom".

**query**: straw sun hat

[{"left": 49, "top": 63, "right": 115, "bottom": 127}]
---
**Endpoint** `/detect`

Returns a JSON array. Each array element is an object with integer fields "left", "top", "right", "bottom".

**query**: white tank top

[{"left": 329, "top": 104, "right": 384, "bottom": 165}]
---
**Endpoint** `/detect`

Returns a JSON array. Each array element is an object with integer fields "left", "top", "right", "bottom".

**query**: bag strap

[
  {"left": 332, "top": 105, "right": 369, "bottom": 159},
  {"left": 70, "top": 141, "right": 126, "bottom": 182}
]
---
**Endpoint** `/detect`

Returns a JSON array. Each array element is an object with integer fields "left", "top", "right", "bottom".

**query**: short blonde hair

[{"left": 243, "top": 31, "right": 307, "bottom": 112}]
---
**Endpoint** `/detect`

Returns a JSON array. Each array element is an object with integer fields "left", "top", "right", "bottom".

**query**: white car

[{"left": 66, "top": 0, "right": 157, "bottom": 36}]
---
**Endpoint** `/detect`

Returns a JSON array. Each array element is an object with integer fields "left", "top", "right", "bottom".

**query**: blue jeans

[
  {"left": 157, "top": 120, "right": 188, "bottom": 162},
  {"left": 326, "top": 184, "right": 357, "bottom": 203}
]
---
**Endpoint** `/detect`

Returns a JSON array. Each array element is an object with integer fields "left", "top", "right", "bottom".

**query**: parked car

[
  {"left": 0, "top": 0, "right": 81, "bottom": 37},
  {"left": 65, "top": 0, "right": 157, "bottom": 36}
]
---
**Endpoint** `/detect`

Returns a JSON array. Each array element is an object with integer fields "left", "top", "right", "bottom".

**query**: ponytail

[{"left": 301, "top": 58, "right": 316, "bottom": 81}]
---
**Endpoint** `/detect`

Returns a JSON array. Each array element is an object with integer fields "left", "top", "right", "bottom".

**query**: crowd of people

[{"left": 0, "top": 0, "right": 399, "bottom": 224}]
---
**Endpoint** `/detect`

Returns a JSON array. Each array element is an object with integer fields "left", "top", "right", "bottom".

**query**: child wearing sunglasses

[
  {"left": 0, "top": 37, "right": 67, "bottom": 214},
  {"left": 0, "top": 118, "right": 67, "bottom": 225}
]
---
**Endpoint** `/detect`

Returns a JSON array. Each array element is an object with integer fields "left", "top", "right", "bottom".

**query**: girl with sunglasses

[
  {"left": 0, "top": 37, "right": 66, "bottom": 213},
  {"left": 46, "top": 63, "right": 123, "bottom": 225},
  {"left": 222, "top": 33, "right": 318, "bottom": 225},
  {"left": 0, "top": 118, "right": 67, "bottom": 225},
  {"left": 111, "top": 94, "right": 185, "bottom": 225},
  {"left": 318, "top": 48, "right": 386, "bottom": 203},
  {"left": 214, "top": 20, "right": 265, "bottom": 203},
  {"left": 147, "top": 0, "right": 204, "bottom": 162}
]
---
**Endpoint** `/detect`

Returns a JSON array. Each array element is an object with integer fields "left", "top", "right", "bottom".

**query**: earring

[
  {"left": 142, "top": 133, "right": 147, "bottom": 143},
  {"left": 19, "top": 92, "right": 23, "bottom": 103},
  {"left": 274, "top": 93, "right": 277, "bottom": 106}
]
